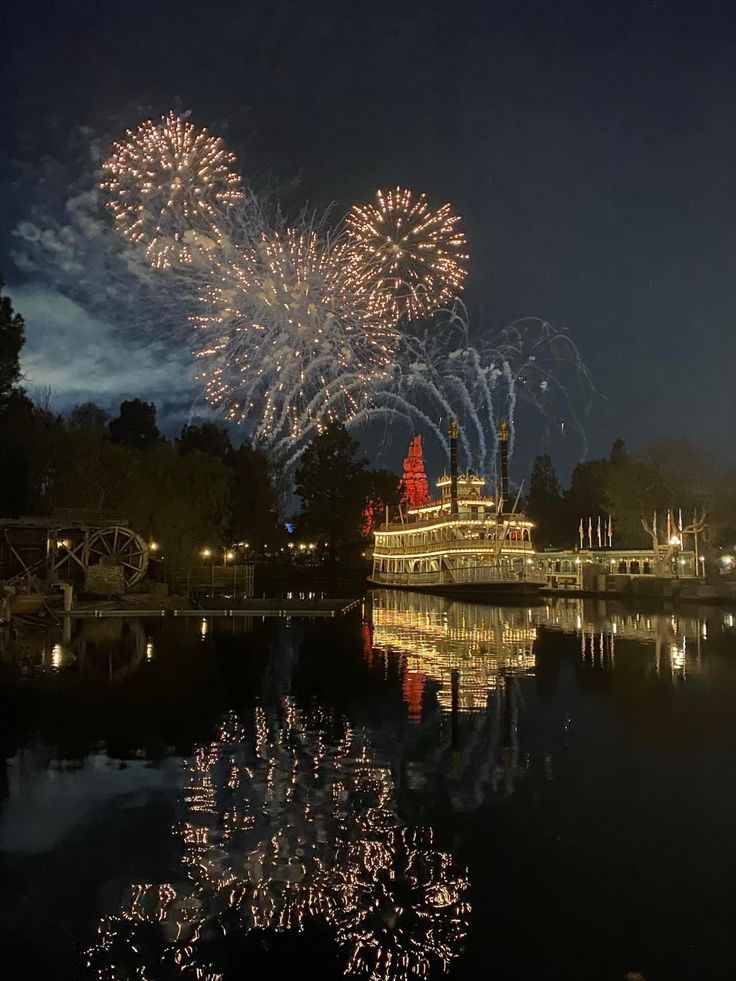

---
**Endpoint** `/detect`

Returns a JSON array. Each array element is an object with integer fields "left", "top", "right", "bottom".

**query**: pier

[{"left": 53, "top": 598, "right": 362, "bottom": 619}]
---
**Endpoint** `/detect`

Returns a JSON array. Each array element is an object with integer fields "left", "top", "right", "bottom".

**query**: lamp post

[
  {"left": 670, "top": 535, "right": 681, "bottom": 578},
  {"left": 200, "top": 547, "right": 213, "bottom": 596},
  {"left": 223, "top": 548, "right": 236, "bottom": 598}
]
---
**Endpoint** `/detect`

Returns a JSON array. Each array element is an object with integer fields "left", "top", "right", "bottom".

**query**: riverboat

[{"left": 369, "top": 421, "right": 544, "bottom": 597}]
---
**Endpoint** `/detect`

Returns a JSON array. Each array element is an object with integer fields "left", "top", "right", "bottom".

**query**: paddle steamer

[{"left": 369, "top": 420, "right": 544, "bottom": 596}]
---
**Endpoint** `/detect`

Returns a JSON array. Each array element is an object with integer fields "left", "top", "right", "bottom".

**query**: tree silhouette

[
  {"left": 295, "top": 425, "right": 366, "bottom": 560},
  {"left": 109, "top": 399, "right": 160, "bottom": 449},
  {"left": 177, "top": 421, "right": 232, "bottom": 460},
  {"left": 0, "top": 275, "right": 25, "bottom": 402},
  {"left": 527, "top": 454, "right": 563, "bottom": 546}
]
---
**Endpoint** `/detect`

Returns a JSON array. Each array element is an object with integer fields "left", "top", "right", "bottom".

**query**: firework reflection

[{"left": 84, "top": 701, "right": 470, "bottom": 980}]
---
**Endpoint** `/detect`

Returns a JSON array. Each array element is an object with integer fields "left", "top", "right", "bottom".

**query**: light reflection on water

[
  {"left": 368, "top": 591, "right": 724, "bottom": 720},
  {"left": 1, "top": 593, "right": 735, "bottom": 979},
  {"left": 84, "top": 703, "right": 470, "bottom": 981}
]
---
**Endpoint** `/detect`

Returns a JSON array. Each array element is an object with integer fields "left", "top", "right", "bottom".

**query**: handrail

[{"left": 373, "top": 538, "right": 535, "bottom": 558}]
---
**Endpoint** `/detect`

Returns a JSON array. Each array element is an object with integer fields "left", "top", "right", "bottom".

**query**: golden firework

[
  {"left": 101, "top": 111, "right": 243, "bottom": 268},
  {"left": 347, "top": 186, "right": 468, "bottom": 323}
]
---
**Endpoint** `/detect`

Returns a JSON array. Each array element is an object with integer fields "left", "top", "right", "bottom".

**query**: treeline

[
  {"left": 0, "top": 276, "right": 401, "bottom": 568},
  {"left": 526, "top": 439, "right": 736, "bottom": 550},
  {"left": 0, "top": 395, "right": 401, "bottom": 568},
  {"left": 0, "top": 395, "right": 282, "bottom": 568},
  {"left": 3, "top": 276, "right": 735, "bottom": 562}
]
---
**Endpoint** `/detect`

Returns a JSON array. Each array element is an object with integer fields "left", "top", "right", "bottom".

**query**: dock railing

[{"left": 170, "top": 564, "right": 255, "bottom": 598}]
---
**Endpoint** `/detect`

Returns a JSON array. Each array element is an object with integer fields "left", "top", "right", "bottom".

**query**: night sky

[{"left": 2, "top": 0, "right": 736, "bottom": 473}]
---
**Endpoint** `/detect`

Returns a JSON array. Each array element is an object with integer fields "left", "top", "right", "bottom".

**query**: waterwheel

[{"left": 86, "top": 526, "right": 150, "bottom": 587}]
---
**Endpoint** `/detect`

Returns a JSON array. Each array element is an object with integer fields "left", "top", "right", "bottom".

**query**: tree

[
  {"left": 109, "top": 399, "right": 160, "bottom": 448},
  {"left": 228, "top": 444, "right": 280, "bottom": 547},
  {"left": 119, "top": 443, "right": 231, "bottom": 570},
  {"left": 610, "top": 438, "right": 628, "bottom": 464},
  {"left": 0, "top": 275, "right": 25, "bottom": 402},
  {"left": 359, "top": 469, "right": 402, "bottom": 536},
  {"left": 642, "top": 437, "right": 714, "bottom": 505},
  {"left": 710, "top": 469, "right": 736, "bottom": 547},
  {"left": 0, "top": 278, "right": 30, "bottom": 515},
  {"left": 47, "top": 422, "right": 130, "bottom": 511},
  {"left": 526, "top": 454, "right": 563, "bottom": 547},
  {"left": 641, "top": 509, "right": 708, "bottom": 576},
  {"left": 603, "top": 455, "right": 668, "bottom": 546},
  {"left": 177, "top": 422, "right": 232, "bottom": 460},
  {"left": 0, "top": 391, "right": 37, "bottom": 516},
  {"left": 399, "top": 435, "right": 431, "bottom": 509},
  {"left": 69, "top": 402, "right": 109, "bottom": 432},
  {"left": 563, "top": 458, "right": 609, "bottom": 535},
  {"left": 295, "top": 425, "right": 366, "bottom": 560}
]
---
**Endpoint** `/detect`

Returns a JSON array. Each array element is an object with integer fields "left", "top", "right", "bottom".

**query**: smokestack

[
  {"left": 498, "top": 419, "right": 510, "bottom": 510},
  {"left": 449, "top": 417, "right": 459, "bottom": 515}
]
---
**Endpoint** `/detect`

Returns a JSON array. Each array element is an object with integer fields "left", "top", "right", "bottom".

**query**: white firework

[
  {"left": 359, "top": 303, "right": 595, "bottom": 477},
  {"left": 195, "top": 223, "right": 398, "bottom": 460}
]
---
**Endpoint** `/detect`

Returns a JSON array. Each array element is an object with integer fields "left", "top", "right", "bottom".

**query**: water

[{"left": 1, "top": 594, "right": 736, "bottom": 980}]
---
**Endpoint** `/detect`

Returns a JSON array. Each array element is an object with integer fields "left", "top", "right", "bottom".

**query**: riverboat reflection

[{"left": 367, "top": 590, "right": 538, "bottom": 717}]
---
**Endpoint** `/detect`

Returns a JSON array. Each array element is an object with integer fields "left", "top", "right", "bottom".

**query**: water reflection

[
  {"left": 0, "top": 617, "right": 152, "bottom": 682},
  {"left": 84, "top": 701, "right": 470, "bottom": 980},
  {"left": 3, "top": 597, "right": 736, "bottom": 978},
  {"left": 368, "top": 590, "right": 538, "bottom": 716},
  {"left": 368, "top": 591, "right": 724, "bottom": 721},
  {"left": 363, "top": 591, "right": 735, "bottom": 809}
]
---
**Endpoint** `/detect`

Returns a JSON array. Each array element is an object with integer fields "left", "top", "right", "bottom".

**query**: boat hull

[{"left": 367, "top": 577, "right": 543, "bottom": 601}]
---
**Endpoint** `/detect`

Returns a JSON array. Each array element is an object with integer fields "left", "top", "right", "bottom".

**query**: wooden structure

[{"left": 0, "top": 511, "right": 149, "bottom": 590}]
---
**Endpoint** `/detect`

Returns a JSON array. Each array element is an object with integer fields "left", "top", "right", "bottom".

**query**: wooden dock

[{"left": 59, "top": 598, "right": 362, "bottom": 619}]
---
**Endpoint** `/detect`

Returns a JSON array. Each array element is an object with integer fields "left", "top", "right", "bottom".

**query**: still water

[{"left": 1, "top": 593, "right": 736, "bottom": 980}]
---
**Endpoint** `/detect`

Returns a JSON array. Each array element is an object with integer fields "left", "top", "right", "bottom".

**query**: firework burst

[
  {"left": 195, "top": 223, "right": 397, "bottom": 457},
  {"left": 101, "top": 111, "right": 243, "bottom": 269},
  {"left": 347, "top": 187, "right": 468, "bottom": 323}
]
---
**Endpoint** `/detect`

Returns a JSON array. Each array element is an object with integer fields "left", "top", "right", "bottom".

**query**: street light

[{"left": 670, "top": 536, "right": 681, "bottom": 578}]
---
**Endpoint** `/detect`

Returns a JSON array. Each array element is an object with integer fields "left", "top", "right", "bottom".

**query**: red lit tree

[{"left": 400, "top": 435, "right": 431, "bottom": 509}]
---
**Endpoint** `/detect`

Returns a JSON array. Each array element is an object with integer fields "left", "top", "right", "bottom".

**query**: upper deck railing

[{"left": 377, "top": 511, "right": 532, "bottom": 534}]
